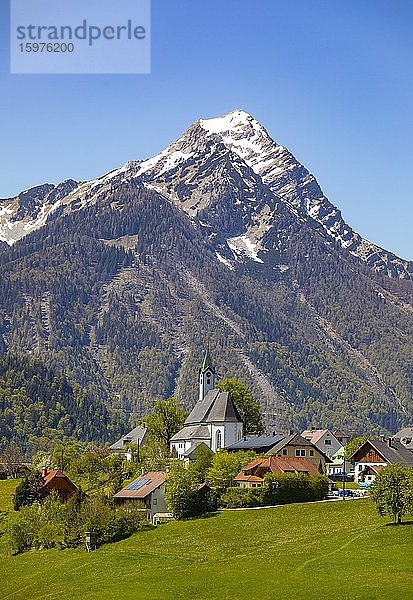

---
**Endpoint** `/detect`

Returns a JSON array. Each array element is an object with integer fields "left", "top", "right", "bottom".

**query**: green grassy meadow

[
  {"left": 1, "top": 487, "right": 412, "bottom": 600},
  {"left": 0, "top": 478, "right": 20, "bottom": 512}
]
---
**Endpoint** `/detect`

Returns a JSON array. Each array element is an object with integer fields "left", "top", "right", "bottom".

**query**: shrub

[
  {"left": 260, "top": 472, "right": 329, "bottom": 505},
  {"left": 6, "top": 504, "right": 41, "bottom": 554},
  {"left": 6, "top": 492, "right": 151, "bottom": 554},
  {"left": 310, "top": 473, "right": 329, "bottom": 501},
  {"left": 220, "top": 487, "right": 261, "bottom": 508},
  {"left": 13, "top": 471, "right": 44, "bottom": 510},
  {"left": 166, "top": 462, "right": 215, "bottom": 519}
]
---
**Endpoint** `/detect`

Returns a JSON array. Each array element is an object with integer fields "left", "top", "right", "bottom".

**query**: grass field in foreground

[
  {"left": 1, "top": 498, "right": 412, "bottom": 600},
  {"left": 0, "top": 478, "right": 20, "bottom": 511}
]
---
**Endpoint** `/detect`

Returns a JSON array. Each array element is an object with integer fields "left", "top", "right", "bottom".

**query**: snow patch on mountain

[
  {"left": 227, "top": 234, "right": 264, "bottom": 263},
  {"left": 215, "top": 252, "right": 234, "bottom": 269}
]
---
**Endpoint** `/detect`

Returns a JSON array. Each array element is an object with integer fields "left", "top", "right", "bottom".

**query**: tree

[
  {"left": 142, "top": 397, "right": 188, "bottom": 446},
  {"left": 0, "top": 442, "right": 26, "bottom": 478},
  {"left": 344, "top": 436, "right": 368, "bottom": 461},
  {"left": 217, "top": 379, "right": 263, "bottom": 435},
  {"left": 370, "top": 464, "right": 413, "bottom": 524},
  {"left": 13, "top": 471, "right": 44, "bottom": 510},
  {"left": 205, "top": 450, "right": 256, "bottom": 498},
  {"left": 51, "top": 443, "right": 79, "bottom": 472},
  {"left": 165, "top": 462, "right": 213, "bottom": 519},
  {"left": 140, "top": 438, "right": 169, "bottom": 472},
  {"left": 190, "top": 443, "right": 214, "bottom": 483}
]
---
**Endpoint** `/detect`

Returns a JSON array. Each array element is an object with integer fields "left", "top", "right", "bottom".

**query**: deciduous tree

[
  {"left": 142, "top": 397, "right": 188, "bottom": 446},
  {"left": 217, "top": 379, "right": 263, "bottom": 435},
  {"left": 370, "top": 463, "right": 413, "bottom": 524}
]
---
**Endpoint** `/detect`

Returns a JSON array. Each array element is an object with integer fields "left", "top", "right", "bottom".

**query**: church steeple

[{"left": 199, "top": 348, "right": 216, "bottom": 402}]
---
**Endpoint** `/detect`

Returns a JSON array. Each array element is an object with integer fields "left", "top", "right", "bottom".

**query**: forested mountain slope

[
  {"left": 0, "top": 111, "right": 412, "bottom": 444},
  {"left": 0, "top": 180, "right": 411, "bottom": 441}
]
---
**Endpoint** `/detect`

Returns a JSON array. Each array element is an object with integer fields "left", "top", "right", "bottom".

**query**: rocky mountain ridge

[{"left": 1, "top": 110, "right": 412, "bottom": 279}]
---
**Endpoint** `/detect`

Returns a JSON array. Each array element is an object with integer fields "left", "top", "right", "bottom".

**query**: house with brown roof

[
  {"left": 234, "top": 455, "right": 320, "bottom": 488},
  {"left": 266, "top": 433, "right": 330, "bottom": 474},
  {"left": 113, "top": 471, "right": 167, "bottom": 521},
  {"left": 350, "top": 438, "right": 413, "bottom": 483},
  {"left": 40, "top": 467, "right": 77, "bottom": 502}
]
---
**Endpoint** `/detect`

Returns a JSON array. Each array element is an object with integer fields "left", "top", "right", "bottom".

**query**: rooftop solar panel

[{"left": 126, "top": 478, "right": 150, "bottom": 490}]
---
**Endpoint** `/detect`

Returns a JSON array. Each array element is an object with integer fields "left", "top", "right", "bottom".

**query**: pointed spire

[{"left": 200, "top": 347, "right": 216, "bottom": 374}]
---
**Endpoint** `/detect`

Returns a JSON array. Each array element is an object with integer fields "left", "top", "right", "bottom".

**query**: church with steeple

[{"left": 170, "top": 350, "right": 244, "bottom": 459}]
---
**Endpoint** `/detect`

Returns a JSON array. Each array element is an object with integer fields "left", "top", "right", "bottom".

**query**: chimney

[
  {"left": 41, "top": 466, "right": 48, "bottom": 478},
  {"left": 379, "top": 434, "right": 386, "bottom": 442},
  {"left": 387, "top": 438, "right": 393, "bottom": 448},
  {"left": 141, "top": 467, "right": 146, "bottom": 476}
]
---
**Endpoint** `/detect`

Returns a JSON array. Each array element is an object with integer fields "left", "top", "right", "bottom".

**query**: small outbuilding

[{"left": 40, "top": 467, "right": 78, "bottom": 502}]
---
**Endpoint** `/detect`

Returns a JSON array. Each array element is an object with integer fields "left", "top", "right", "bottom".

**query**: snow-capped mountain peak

[{"left": 0, "top": 109, "right": 411, "bottom": 279}]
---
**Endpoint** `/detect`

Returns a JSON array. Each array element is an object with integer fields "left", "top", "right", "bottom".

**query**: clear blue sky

[{"left": 1, "top": 0, "right": 412, "bottom": 259}]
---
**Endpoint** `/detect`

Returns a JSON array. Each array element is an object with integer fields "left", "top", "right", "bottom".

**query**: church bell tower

[{"left": 199, "top": 348, "right": 216, "bottom": 402}]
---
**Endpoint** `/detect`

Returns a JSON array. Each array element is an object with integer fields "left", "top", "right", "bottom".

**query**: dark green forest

[{"left": 0, "top": 353, "right": 117, "bottom": 451}]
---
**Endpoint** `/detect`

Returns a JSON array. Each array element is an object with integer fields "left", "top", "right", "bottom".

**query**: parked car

[{"left": 337, "top": 489, "right": 354, "bottom": 497}]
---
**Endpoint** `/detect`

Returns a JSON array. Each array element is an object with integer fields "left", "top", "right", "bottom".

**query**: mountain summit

[
  {"left": 0, "top": 110, "right": 412, "bottom": 442},
  {"left": 1, "top": 110, "right": 411, "bottom": 278}
]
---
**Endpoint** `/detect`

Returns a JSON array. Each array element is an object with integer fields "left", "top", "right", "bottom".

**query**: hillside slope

[{"left": 1, "top": 499, "right": 412, "bottom": 600}]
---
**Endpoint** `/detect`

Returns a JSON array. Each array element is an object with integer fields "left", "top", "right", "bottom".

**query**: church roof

[
  {"left": 184, "top": 389, "right": 242, "bottom": 425},
  {"left": 170, "top": 424, "right": 211, "bottom": 442},
  {"left": 200, "top": 349, "right": 216, "bottom": 374}
]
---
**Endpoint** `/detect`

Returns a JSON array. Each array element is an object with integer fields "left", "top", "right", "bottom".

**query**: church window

[{"left": 216, "top": 430, "right": 222, "bottom": 449}]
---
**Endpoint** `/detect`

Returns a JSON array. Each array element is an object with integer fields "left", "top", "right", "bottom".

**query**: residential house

[
  {"left": 394, "top": 427, "right": 413, "bottom": 450},
  {"left": 226, "top": 433, "right": 284, "bottom": 454},
  {"left": 234, "top": 455, "right": 321, "bottom": 488},
  {"left": 109, "top": 426, "right": 148, "bottom": 460},
  {"left": 266, "top": 434, "right": 330, "bottom": 474},
  {"left": 350, "top": 438, "right": 413, "bottom": 483},
  {"left": 170, "top": 350, "right": 243, "bottom": 459},
  {"left": 113, "top": 471, "right": 167, "bottom": 521},
  {"left": 333, "top": 430, "right": 351, "bottom": 447},
  {"left": 301, "top": 428, "right": 342, "bottom": 459},
  {"left": 40, "top": 467, "right": 78, "bottom": 502},
  {"left": 327, "top": 447, "right": 346, "bottom": 477}
]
